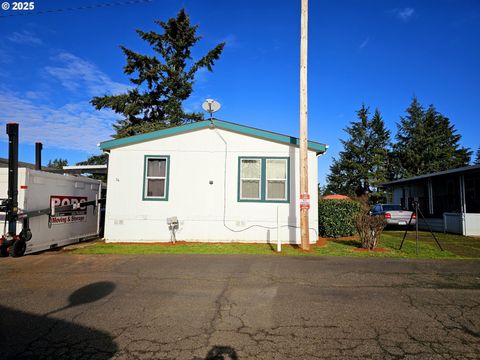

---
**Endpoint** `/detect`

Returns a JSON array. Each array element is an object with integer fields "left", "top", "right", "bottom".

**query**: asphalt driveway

[{"left": 0, "top": 254, "right": 479, "bottom": 359}]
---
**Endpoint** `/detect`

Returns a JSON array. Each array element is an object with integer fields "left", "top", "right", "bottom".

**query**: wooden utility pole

[{"left": 299, "top": 0, "right": 310, "bottom": 250}]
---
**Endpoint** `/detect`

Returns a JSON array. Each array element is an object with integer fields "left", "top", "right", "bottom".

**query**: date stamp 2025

[{"left": 2, "top": 2, "right": 35, "bottom": 11}]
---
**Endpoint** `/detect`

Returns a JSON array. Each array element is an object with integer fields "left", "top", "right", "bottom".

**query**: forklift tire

[
  {"left": 0, "top": 245, "right": 8, "bottom": 257},
  {"left": 20, "top": 228, "right": 32, "bottom": 242},
  {"left": 10, "top": 240, "right": 26, "bottom": 257}
]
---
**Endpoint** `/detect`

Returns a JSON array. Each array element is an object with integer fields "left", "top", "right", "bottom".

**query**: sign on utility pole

[{"left": 299, "top": 0, "right": 310, "bottom": 250}]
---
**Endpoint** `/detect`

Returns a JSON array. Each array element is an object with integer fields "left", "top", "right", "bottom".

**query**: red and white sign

[
  {"left": 300, "top": 193, "right": 310, "bottom": 200},
  {"left": 300, "top": 193, "right": 310, "bottom": 210},
  {"left": 50, "top": 196, "right": 87, "bottom": 225}
]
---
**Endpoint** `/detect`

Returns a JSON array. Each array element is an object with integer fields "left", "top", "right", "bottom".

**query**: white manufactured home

[{"left": 100, "top": 120, "right": 327, "bottom": 244}]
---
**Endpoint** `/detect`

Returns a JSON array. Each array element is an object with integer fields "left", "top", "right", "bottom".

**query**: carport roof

[
  {"left": 99, "top": 119, "right": 328, "bottom": 154},
  {"left": 383, "top": 164, "right": 480, "bottom": 186}
]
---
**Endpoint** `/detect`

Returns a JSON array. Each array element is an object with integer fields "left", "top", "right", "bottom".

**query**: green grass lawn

[{"left": 69, "top": 231, "right": 480, "bottom": 259}]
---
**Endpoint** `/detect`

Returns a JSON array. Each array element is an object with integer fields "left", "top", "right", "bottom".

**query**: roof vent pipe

[{"left": 35, "top": 142, "right": 42, "bottom": 171}]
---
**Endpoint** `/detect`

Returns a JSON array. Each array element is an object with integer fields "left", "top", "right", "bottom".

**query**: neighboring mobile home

[
  {"left": 383, "top": 165, "right": 480, "bottom": 236},
  {"left": 100, "top": 119, "right": 327, "bottom": 244}
]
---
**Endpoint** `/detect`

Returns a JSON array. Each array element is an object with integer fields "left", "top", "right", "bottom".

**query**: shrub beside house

[{"left": 318, "top": 198, "right": 361, "bottom": 238}]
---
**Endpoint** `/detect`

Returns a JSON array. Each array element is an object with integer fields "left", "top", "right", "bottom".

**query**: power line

[{"left": 0, "top": 0, "right": 153, "bottom": 18}]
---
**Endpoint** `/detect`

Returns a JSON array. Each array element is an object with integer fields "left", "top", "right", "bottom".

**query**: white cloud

[
  {"left": 194, "top": 67, "right": 210, "bottom": 84},
  {"left": 359, "top": 37, "right": 370, "bottom": 49},
  {"left": 24, "top": 91, "right": 45, "bottom": 100},
  {"left": 0, "top": 90, "right": 117, "bottom": 152},
  {"left": 45, "top": 52, "right": 130, "bottom": 96},
  {"left": 0, "top": 50, "right": 130, "bottom": 153},
  {"left": 7, "top": 30, "right": 43, "bottom": 45},
  {"left": 222, "top": 34, "right": 239, "bottom": 49},
  {"left": 183, "top": 92, "right": 210, "bottom": 113},
  {"left": 0, "top": 50, "right": 13, "bottom": 64},
  {"left": 395, "top": 7, "right": 415, "bottom": 22}
]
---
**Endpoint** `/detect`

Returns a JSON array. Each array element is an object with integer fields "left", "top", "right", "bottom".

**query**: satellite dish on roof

[{"left": 202, "top": 99, "right": 221, "bottom": 119}]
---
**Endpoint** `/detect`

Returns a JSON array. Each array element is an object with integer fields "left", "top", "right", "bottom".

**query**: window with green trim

[
  {"left": 266, "top": 159, "right": 288, "bottom": 200},
  {"left": 143, "top": 156, "right": 169, "bottom": 200},
  {"left": 238, "top": 157, "right": 289, "bottom": 203},
  {"left": 239, "top": 158, "right": 262, "bottom": 200}
]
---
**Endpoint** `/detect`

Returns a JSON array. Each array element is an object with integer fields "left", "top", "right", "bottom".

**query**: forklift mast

[{"left": 6, "top": 123, "right": 19, "bottom": 236}]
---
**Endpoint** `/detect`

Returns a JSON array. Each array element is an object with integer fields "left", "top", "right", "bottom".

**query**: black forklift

[{"left": 0, "top": 123, "right": 104, "bottom": 257}]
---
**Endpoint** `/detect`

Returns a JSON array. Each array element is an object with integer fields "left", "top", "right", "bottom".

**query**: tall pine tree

[
  {"left": 91, "top": 9, "right": 224, "bottom": 138},
  {"left": 326, "top": 105, "right": 390, "bottom": 198},
  {"left": 369, "top": 109, "right": 391, "bottom": 194},
  {"left": 391, "top": 97, "right": 471, "bottom": 178}
]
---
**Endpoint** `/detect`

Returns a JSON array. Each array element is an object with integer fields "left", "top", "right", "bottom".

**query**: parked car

[{"left": 370, "top": 204, "right": 416, "bottom": 227}]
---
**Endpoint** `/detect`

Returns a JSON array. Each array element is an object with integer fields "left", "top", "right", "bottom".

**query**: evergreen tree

[
  {"left": 47, "top": 158, "right": 68, "bottom": 170},
  {"left": 391, "top": 97, "right": 471, "bottom": 178},
  {"left": 474, "top": 147, "right": 480, "bottom": 165},
  {"left": 91, "top": 9, "right": 225, "bottom": 138},
  {"left": 369, "top": 109, "right": 391, "bottom": 195},
  {"left": 326, "top": 105, "right": 390, "bottom": 198},
  {"left": 318, "top": 184, "right": 333, "bottom": 198},
  {"left": 390, "top": 97, "right": 425, "bottom": 179},
  {"left": 76, "top": 154, "right": 108, "bottom": 166},
  {"left": 76, "top": 154, "right": 108, "bottom": 181}
]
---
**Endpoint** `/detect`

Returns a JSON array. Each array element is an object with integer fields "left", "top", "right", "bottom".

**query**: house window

[
  {"left": 143, "top": 155, "right": 170, "bottom": 200},
  {"left": 266, "top": 159, "right": 288, "bottom": 200},
  {"left": 238, "top": 157, "right": 289, "bottom": 203},
  {"left": 240, "top": 158, "right": 262, "bottom": 200}
]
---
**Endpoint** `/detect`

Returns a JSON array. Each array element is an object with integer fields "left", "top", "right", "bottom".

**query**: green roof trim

[{"left": 99, "top": 119, "right": 328, "bottom": 153}]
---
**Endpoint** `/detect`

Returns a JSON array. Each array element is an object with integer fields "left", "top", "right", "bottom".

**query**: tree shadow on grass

[{"left": 0, "top": 281, "right": 118, "bottom": 359}]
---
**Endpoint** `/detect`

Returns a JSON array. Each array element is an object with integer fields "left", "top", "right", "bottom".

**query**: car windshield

[{"left": 382, "top": 204, "right": 403, "bottom": 211}]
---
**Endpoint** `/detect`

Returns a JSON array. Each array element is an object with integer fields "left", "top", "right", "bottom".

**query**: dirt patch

[
  {"left": 317, "top": 237, "right": 327, "bottom": 246},
  {"left": 57, "top": 238, "right": 103, "bottom": 252},
  {"left": 320, "top": 235, "right": 360, "bottom": 242},
  {"left": 75, "top": 240, "right": 314, "bottom": 248}
]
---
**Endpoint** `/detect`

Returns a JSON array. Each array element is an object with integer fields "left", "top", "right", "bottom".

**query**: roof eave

[{"left": 99, "top": 120, "right": 328, "bottom": 153}]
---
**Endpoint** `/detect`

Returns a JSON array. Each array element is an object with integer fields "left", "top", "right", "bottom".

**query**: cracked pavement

[{"left": 0, "top": 254, "right": 479, "bottom": 359}]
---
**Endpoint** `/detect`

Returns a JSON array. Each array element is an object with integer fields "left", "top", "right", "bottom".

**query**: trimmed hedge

[{"left": 318, "top": 199, "right": 361, "bottom": 238}]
